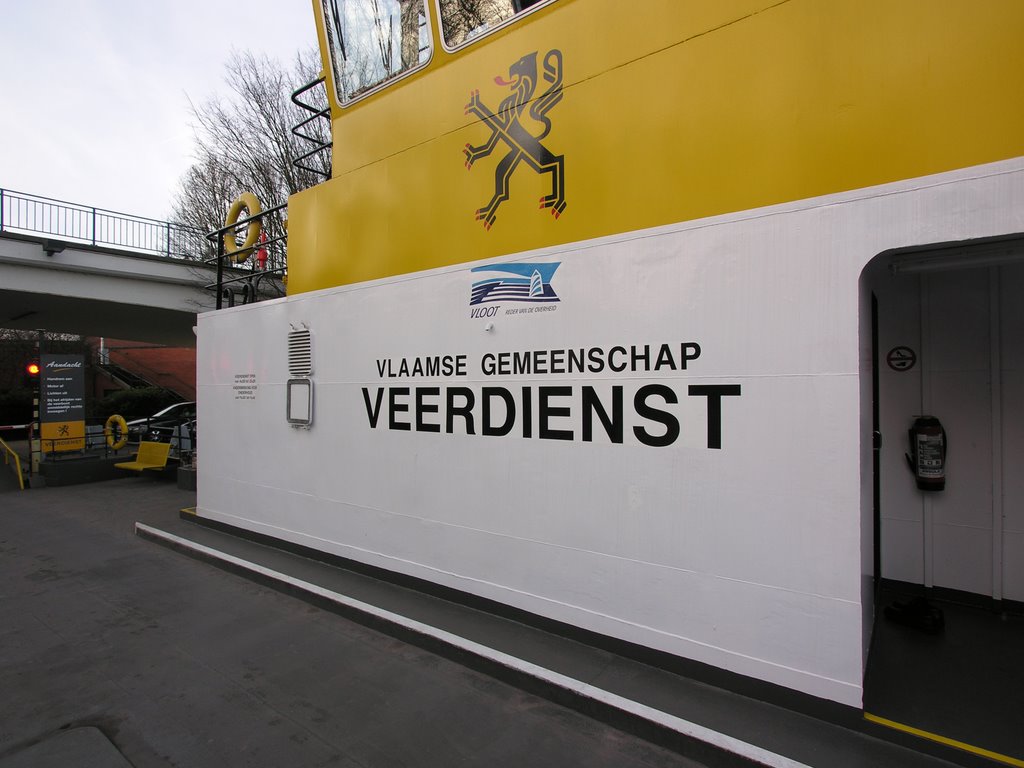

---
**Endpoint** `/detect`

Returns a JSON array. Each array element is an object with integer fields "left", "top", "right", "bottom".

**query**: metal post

[
  {"left": 166, "top": 221, "right": 171, "bottom": 257},
  {"left": 216, "top": 231, "right": 225, "bottom": 310},
  {"left": 91, "top": 207, "right": 97, "bottom": 245},
  {"left": 0, "top": 187, "right": 5, "bottom": 232},
  {"left": 30, "top": 330, "right": 44, "bottom": 477}
]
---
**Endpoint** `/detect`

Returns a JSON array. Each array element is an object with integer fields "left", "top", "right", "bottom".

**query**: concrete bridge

[{"left": 0, "top": 189, "right": 283, "bottom": 346}]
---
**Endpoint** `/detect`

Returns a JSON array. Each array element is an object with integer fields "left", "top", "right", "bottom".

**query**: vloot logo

[{"left": 470, "top": 263, "right": 561, "bottom": 306}]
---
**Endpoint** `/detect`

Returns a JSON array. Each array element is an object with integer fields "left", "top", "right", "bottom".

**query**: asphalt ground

[
  {"left": 0, "top": 477, "right": 715, "bottom": 768},
  {"left": 2, "top": 470, "right": 993, "bottom": 768}
]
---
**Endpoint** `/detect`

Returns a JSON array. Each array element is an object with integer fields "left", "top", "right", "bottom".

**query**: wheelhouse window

[
  {"left": 321, "top": 0, "right": 431, "bottom": 103},
  {"left": 437, "top": 0, "right": 550, "bottom": 48}
]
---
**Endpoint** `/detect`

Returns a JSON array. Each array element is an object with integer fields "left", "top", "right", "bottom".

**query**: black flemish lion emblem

[{"left": 464, "top": 49, "right": 565, "bottom": 230}]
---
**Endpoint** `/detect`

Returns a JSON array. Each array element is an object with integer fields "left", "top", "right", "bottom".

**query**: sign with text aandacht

[{"left": 40, "top": 354, "right": 86, "bottom": 452}]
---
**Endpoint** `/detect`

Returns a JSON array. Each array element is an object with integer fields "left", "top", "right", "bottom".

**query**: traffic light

[{"left": 23, "top": 360, "right": 40, "bottom": 387}]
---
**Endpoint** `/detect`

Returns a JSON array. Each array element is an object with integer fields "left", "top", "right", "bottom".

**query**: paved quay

[
  {"left": 0, "top": 478, "right": 715, "bottom": 768},
  {"left": 0, "top": 477, "right": 984, "bottom": 767}
]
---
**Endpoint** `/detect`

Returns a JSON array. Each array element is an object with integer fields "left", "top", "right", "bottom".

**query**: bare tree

[
  {"left": 171, "top": 49, "right": 331, "bottom": 269},
  {"left": 437, "top": 0, "right": 514, "bottom": 46}
]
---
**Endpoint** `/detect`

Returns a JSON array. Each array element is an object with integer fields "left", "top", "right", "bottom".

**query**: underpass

[{"left": 0, "top": 188, "right": 283, "bottom": 346}]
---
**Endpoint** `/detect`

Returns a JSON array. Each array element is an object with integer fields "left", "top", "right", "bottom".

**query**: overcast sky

[{"left": 0, "top": 1, "right": 316, "bottom": 221}]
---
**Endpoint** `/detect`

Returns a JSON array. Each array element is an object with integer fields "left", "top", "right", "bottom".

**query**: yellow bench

[{"left": 115, "top": 441, "right": 172, "bottom": 473}]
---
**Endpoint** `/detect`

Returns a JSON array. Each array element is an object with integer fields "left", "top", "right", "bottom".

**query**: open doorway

[{"left": 862, "top": 237, "right": 1024, "bottom": 762}]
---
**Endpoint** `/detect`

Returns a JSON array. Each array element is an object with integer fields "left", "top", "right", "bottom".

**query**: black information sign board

[{"left": 41, "top": 354, "right": 86, "bottom": 451}]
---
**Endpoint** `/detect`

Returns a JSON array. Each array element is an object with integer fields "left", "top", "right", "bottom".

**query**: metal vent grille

[{"left": 288, "top": 327, "right": 312, "bottom": 377}]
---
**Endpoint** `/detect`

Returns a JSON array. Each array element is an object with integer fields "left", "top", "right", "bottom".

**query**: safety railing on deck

[
  {"left": 291, "top": 77, "right": 332, "bottom": 179},
  {"left": 0, "top": 188, "right": 210, "bottom": 260},
  {"left": 35, "top": 416, "right": 194, "bottom": 460},
  {"left": 0, "top": 436, "right": 25, "bottom": 490},
  {"left": 206, "top": 203, "right": 289, "bottom": 309}
]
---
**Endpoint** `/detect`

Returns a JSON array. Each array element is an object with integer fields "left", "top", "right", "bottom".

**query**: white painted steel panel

[
  {"left": 932, "top": 523, "right": 993, "bottom": 596},
  {"left": 1000, "top": 265, "right": 1024, "bottom": 601},
  {"left": 927, "top": 371, "right": 992, "bottom": 526},
  {"left": 1004, "top": 532, "right": 1024, "bottom": 603},
  {"left": 875, "top": 271, "right": 925, "bottom": 584},
  {"left": 197, "top": 158, "right": 1024, "bottom": 707},
  {"left": 919, "top": 269, "right": 995, "bottom": 595},
  {"left": 879, "top": 518, "right": 924, "bottom": 585}
]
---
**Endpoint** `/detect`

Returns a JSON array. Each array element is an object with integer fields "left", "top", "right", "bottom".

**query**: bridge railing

[{"left": 0, "top": 187, "right": 210, "bottom": 261}]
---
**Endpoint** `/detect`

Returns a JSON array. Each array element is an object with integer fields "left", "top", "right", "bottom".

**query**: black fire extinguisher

[{"left": 906, "top": 415, "right": 947, "bottom": 492}]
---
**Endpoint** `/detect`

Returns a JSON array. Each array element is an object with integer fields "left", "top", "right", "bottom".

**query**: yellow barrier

[{"left": 0, "top": 436, "right": 25, "bottom": 491}]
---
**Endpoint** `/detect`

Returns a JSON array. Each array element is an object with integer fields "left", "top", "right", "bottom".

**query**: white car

[{"left": 126, "top": 402, "right": 196, "bottom": 445}]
